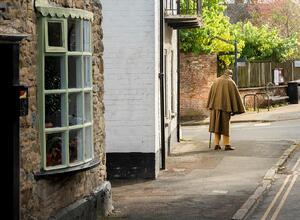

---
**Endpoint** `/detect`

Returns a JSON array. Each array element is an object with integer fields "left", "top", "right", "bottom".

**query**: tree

[
  {"left": 248, "top": 0, "right": 300, "bottom": 38},
  {"left": 247, "top": 0, "right": 300, "bottom": 58},
  {"left": 234, "top": 21, "right": 298, "bottom": 62},
  {"left": 180, "top": 0, "right": 244, "bottom": 68},
  {"left": 179, "top": 0, "right": 299, "bottom": 68}
]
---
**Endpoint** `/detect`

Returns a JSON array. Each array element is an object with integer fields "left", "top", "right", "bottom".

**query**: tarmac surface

[
  {"left": 181, "top": 104, "right": 300, "bottom": 126},
  {"left": 106, "top": 104, "right": 300, "bottom": 220},
  {"left": 249, "top": 146, "right": 300, "bottom": 220}
]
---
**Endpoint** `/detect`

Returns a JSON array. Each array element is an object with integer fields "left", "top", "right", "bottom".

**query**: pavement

[
  {"left": 106, "top": 104, "right": 300, "bottom": 220},
  {"left": 181, "top": 104, "right": 300, "bottom": 126}
]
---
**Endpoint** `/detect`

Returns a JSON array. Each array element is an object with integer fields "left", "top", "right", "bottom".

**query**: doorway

[{"left": 1, "top": 42, "right": 21, "bottom": 220}]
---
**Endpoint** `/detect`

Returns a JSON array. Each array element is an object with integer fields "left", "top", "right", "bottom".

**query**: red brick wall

[{"left": 180, "top": 53, "right": 217, "bottom": 121}]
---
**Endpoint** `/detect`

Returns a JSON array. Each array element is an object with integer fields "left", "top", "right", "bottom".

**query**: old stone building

[{"left": 1, "top": 0, "right": 111, "bottom": 219}]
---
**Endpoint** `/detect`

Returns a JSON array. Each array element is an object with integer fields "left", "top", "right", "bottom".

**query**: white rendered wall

[
  {"left": 154, "top": 0, "right": 160, "bottom": 154},
  {"left": 103, "top": 0, "right": 157, "bottom": 153},
  {"left": 164, "top": 25, "right": 178, "bottom": 139},
  {"left": 155, "top": 1, "right": 179, "bottom": 155}
]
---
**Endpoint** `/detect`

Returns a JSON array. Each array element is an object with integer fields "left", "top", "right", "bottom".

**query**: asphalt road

[
  {"left": 182, "top": 119, "right": 300, "bottom": 143},
  {"left": 107, "top": 118, "right": 299, "bottom": 220},
  {"left": 182, "top": 119, "right": 300, "bottom": 220},
  {"left": 248, "top": 143, "right": 300, "bottom": 220}
]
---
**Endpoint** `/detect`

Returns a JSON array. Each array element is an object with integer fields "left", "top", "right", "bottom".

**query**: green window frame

[
  {"left": 45, "top": 19, "right": 66, "bottom": 52},
  {"left": 38, "top": 16, "right": 94, "bottom": 171}
]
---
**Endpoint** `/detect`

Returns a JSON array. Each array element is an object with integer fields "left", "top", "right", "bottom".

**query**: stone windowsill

[{"left": 34, "top": 158, "right": 100, "bottom": 180}]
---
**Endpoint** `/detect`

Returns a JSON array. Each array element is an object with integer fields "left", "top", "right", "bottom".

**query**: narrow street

[
  {"left": 107, "top": 105, "right": 300, "bottom": 220},
  {"left": 6, "top": 0, "right": 300, "bottom": 219},
  {"left": 183, "top": 119, "right": 300, "bottom": 142}
]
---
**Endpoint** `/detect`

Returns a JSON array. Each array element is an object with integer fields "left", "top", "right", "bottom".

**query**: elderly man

[{"left": 207, "top": 69, "right": 245, "bottom": 150}]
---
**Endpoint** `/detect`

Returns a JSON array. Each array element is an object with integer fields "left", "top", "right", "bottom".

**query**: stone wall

[
  {"left": 0, "top": 0, "right": 107, "bottom": 219},
  {"left": 180, "top": 53, "right": 217, "bottom": 121}
]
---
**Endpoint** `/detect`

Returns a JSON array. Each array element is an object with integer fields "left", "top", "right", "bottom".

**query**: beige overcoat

[{"left": 207, "top": 73, "right": 245, "bottom": 136}]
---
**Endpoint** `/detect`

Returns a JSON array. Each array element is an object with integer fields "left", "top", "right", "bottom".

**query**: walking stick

[{"left": 209, "top": 132, "right": 212, "bottom": 148}]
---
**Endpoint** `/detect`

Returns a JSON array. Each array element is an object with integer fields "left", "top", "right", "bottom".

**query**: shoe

[
  {"left": 214, "top": 145, "right": 221, "bottom": 150},
  {"left": 224, "top": 145, "right": 235, "bottom": 151}
]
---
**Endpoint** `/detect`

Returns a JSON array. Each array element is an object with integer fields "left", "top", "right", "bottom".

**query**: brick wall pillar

[{"left": 180, "top": 53, "right": 217, "bottom": 121}]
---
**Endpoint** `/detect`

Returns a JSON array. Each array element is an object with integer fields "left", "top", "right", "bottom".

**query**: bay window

[{"left": 38, "top": 15, "right": 94, "bottom": 171}]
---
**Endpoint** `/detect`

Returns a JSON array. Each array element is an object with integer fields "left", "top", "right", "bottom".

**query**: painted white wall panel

[{"left": 103, "top": 0, "right": 157, "bottom": 153}]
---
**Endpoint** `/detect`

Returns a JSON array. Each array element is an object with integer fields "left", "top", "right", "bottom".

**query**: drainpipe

[
  {"left": 159, "top": 0, "right": 165, "bottom": 169},
  {"left": 234, "top": 39, "right": 238, "bottom": 85},
  {"left": 176, "top": 3, "right": 180, "bottom": 143}
]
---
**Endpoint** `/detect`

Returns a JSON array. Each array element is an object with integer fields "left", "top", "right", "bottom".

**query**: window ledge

[{"left": 34, "top": 158, "right": 100, "bottom": 180}]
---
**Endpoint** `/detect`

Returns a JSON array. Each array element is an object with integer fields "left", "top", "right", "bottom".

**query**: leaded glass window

[{"left": 39, "top": 16, "right": 93, "bottom": 170}]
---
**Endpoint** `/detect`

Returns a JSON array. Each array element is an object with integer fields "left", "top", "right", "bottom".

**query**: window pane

[
  {"left": 85, "top": 126, "right": 93, "bottom": 159},
  {"left": 84, "top": 92, "right": 92, "bottom": 123},
  {"left": 46, "top": 133, "right": 64, "bottom": 167},
  {"left": 84, "top": 56, "right": 91, "bottom": 87},
  {"left": 68, "top": 19, "right": 81, "bottom": 51},
  {"left": 48, "top": 22, "right": 63, "bottom": 47},
  {"left": 45, "top": 94, "right": 64, "bottom": 128},
  {"left": 45, "top": 56, "right": 64, "bottom": 90},
  {"left": 83, "top": 20, "right": 91, "bottom": 52},
  {"left": 68, "top": 56, "right": 82, "bottom": 88},
  {"left": 69, "top": 93, "right": 83, "bottom": 126},
  {"left": 69, "top": 129, "right": 83, "bottom": 163}
]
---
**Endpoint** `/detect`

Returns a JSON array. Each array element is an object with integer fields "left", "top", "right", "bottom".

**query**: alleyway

[{"left": 107, "top": 104, "right": 300, "bottom": 220}]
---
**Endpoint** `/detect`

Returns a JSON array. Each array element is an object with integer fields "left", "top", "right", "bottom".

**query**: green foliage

[
  {"left": 180, "top": 0, "right": 299, "bottom": 67},
  {"left": 234, "top": 22, "right": 298, "bottom": 62},
  {"left": 249, "top": 0, "right": 300, "bottom": 38},
  {"left": 180, "top": 0, "right": 243, "bottom": 69},
  {"left": 247, "top": 0, "right": 300, "bottom": 59},
  {"left": 180, "top": 0, "right": 196, "bottom": 15}
]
